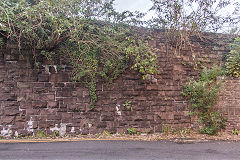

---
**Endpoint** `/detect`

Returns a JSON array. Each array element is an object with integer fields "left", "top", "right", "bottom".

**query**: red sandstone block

[
  {"left": 26, "top": 109, "right": 40, "bottom": 115},
  {"left": 109, "top": 93, "right": 122, "bottom": 99},
  {"left": 48, "top": 101, "right": 58, "bottom": 108},
  {"left": 139, "top": 121, "right": 151, "bottom": 128},
  {"left": 101, "top": 114, "right": 114, "bottom": 121},
  {"left": 11, "top": 122, "right": 25, "bottom": 129},
  {"left": 1, "top": 116, "right": 14, "bottom": 124},
  {"left": 235, "top": 108, "right": 240, "bottom": 115},
  {"left": 40, "top": 109, "right": 57, "bottom": 115},
  {"left": 19, "top": 101, "right": 32, "bottom": 109},
  {"left": 72, "top": 117, "right": 81, "bottom": 123},
  {"left": 146, "top": 85, "right": 159, "bottom": 91},
  {"left": 38, "top": 115, "right": 47, "bottom": 121},
  {"left": 47, "top": 115, "right": 61, "bottom": 121},
  {"left": 31, "top": 82, "right": 45, "bottom": 87},
  {"left": 228, "top": 108, "right": 235, "bottom": 115},
  {"left": 20, "top": 88, "right": 33, "bottom": 93},
  {"left": 54, "top": 83, "right": 65, "bottom": 87},
  {"left": 4, "top": 109, "right": 20, "bottom": 116},
  {"left": 44, "top": 83, "right": 52, "bottom": 87},
  {"left": 33, "top": 87, "right": 48, "bottom": 94},
  {"left": 161, "top": 112, "right": 174, "bottom": 120},
  {"left": 15, "top": 115, "right": 26, "bottom": 122},
  {"left": 133, "top": 115, "right": 145, "bottom": 121},
  {"left": 50, "top": 73, "right": 69, "bottom": 82},
  {"left": 56, "top": 89, "right": 72, "bottom": 97},
  {"left": 134, "top": 97, "right": 147, "bottom": 101},
  {"left": 65, "top": 83, "right": 75, "bottom": 88},
  {"left": 97, "top": 122, "right": 107, "bottom": 128},
  {"left": 32, "top": 101, "right": 47, "bottom": 109},
  {"left": 0, "top": 94, "right": 17, "bottom": 101},
  {"left": 146, "top": 115, "right": 154, "bottom": 121},
  {"left": 60, "top": 112, "right": 73, "bottom": 121},
  {"left": 133, "top": 105, "right": 147, "bottom": 111},
  {"left": 61, "top": 98, "right": 76, "bottom": 105},
  {"left": 71, "top": 104, "right": 86, "bottom": 112},
  {"left": 123, "top": 91, "right": 140, "bottom": 96},
  {"left": 38, "top": 74, "right": 49, "bottom": 82},
  {"left": 38, "top": 121, "right": 49, "bottom": 129},
  {"left": 44, "top": 94, "right": 55, "bottom": 101}
]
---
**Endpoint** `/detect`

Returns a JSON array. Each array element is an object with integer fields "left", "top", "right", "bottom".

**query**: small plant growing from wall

[
  {"left": 17, "top": 134, "right": 25, "bottom": 138},
  {"left": 127, "top": 128, "right": 137, "bottom": 135},
  {"left": 232, "top": 129, "right": 239, "bottom": 135},
  {"left": 0, "top": 38, "right": 3, "bottom": 48},
  {"left": 36, "top": 131, "right": 47, "bottom": 138},
  {"left": 102, "top": 130, "right": 112, "bottom": 137},
  {"left": 162, "top": 124, "right": 171, "bottom": 135},
  {"left": 225, "top": 37, "right": 240, "bottom": 77},
  {"left": 183, "top": 66, "right": 227, "bottom": 135},
  {"left": 124, "top": 101, "right": 132, "bottom": 111},
  {"left": 53, "top": 130, "right": 60, "bottom": 137}
]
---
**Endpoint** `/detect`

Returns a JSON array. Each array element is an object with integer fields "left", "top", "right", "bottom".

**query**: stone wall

[
  {"left": 216, "top": 78, "right": 240, "bottom": 133},
  {"left": 0, "top": 32, "right": 229, "bottom": 137}
]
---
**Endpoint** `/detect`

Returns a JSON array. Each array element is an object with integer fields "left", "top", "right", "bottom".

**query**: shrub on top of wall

[
  {"left": 226, "top": 37, "right": 240, "bottom": 77},
  {"left": 0, "top": 0, "right": 159, "bottom": 108}
]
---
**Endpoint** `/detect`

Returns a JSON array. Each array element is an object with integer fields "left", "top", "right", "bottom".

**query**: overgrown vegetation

[
  {"left": 226, "top": 37, "right": 240, "bottom": 77},
  {"left": 183, "top": 66, "right": 226, "bottom": 135},
  {"left": 0, "top": 0, "right": 158, "bottom": 108},
  {"left": 149, "top": 0, "right": 239, "bottom": 53}
]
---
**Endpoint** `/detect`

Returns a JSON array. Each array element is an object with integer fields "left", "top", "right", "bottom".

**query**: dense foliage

[
  {"left": 149, "top": 0, "right": 239, "bottom": 51},
  {"left": 0, "top": 0, "right": 158, "bottom": 107},
  {"left": 183, "top": 66, "right": 226, "bottom": 135},
  {"left": 226, "top": 37, "right": 240, "bottom": 77}
]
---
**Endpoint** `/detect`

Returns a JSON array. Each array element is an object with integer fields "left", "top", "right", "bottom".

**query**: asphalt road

[{"left": 1, "top": 140, "right": 240, "bottom": 160}]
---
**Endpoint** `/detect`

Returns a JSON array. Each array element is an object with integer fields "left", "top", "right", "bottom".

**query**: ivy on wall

[
  {"left": 0, "top": 37, "right": 3, "bottom": 48},
  {"left": 0, "top": 0, "right": 159, "bottom": 107},
  {"left": 226, "top": 37, "right": 240, "bottom": 77}
]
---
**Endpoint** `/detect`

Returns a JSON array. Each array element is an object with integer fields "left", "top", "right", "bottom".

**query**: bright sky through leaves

[
  {"left": 114, "top": 0, "right": 239, "bottom": 33},
  {"left": 114, "top": 0, "right": 154, "bottom": 20}
]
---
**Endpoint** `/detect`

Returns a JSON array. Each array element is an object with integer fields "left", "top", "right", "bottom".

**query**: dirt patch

[{"left": 0, "top": 131, "right": 239, "bottom": 143}]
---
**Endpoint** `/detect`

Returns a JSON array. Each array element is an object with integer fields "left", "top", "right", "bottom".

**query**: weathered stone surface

[
  {"left": 38, "top": 74, "right": 49, "bottom": 82},
  {"left": 1, "top": 116, "right": 15, "bottom": 124},
  {"left": 32, "top": 101, "right": 48, "bottom": 109},
  {"left": 216, "top": 78, "right": 240, "bottom": 133},
  {"left": 4, "top": 108, "right": 20, "bottom": 116},
  {"left": 17, "top": 82, "right": 29, "bottom": 88},
  {"left": 50, "top": 73, "right": 69, "bottom": 82},
  {"left": 0, "top": 32, "right": 233, "bottom": 137}
]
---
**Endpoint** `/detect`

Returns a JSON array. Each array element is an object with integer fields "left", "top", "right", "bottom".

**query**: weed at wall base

[
  {"left": 127, "top": 128, "right": 137, "bottom": 135},
  {"left": 36, "top": 131, "right": 47, "bottom": 138}
]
